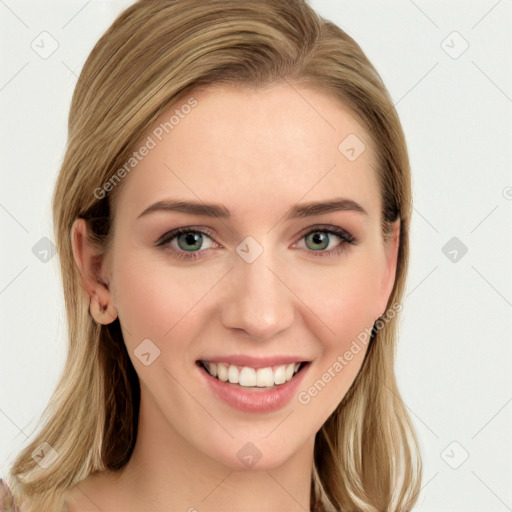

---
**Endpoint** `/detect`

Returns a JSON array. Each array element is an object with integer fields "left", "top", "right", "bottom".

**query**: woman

[{"left": 3, "top": 0, "right": 422, "bottom": 510}]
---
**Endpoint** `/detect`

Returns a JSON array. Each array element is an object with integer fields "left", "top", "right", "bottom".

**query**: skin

[{"left": 67, "top": 83, "right": 399, "bottom": 512}]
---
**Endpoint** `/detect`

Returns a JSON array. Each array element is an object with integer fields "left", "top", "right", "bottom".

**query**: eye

[
  {"left": 155, "top": 227, "right": 218, "bottom": 260},
  {"left": 293, "top": 225, "right": 356, "bottom": 257}
]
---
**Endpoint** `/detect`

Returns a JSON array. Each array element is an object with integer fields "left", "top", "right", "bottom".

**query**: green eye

[
  {"left": 175, "top": 232, "right": 209, "bottom": 252},
  {"left": 296, "top": 227, "right": 356, "bottom": 257},
  {"left": 156, "top": 227, "right": 217, "bottom": 260},
  {"left": 304, "top": 231, "right": 331, "bottom": 251}
]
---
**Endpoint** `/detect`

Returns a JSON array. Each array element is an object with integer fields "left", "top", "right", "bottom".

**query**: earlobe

[
  {"left": 71, "top": 218, "right": 118, "bottom": 324},
  {"left": 89, "top": 291, "right": 118, "bottom": 325}
]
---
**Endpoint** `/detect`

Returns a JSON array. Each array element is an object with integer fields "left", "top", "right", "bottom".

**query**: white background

[{"left": 1, "top": 1, "right": 511, "bottom": 511}]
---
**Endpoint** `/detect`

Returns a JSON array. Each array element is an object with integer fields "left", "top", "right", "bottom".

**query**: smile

[
  {"left": 196, "top": 359, "right": 311, "bottom": 413},
  {"left": 199, "top": 361, "right": 305, "bottom": 389}
]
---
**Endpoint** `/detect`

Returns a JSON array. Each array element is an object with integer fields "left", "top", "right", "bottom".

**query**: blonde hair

[{"left": 8, "top": 1, "right": 421, "bottom": 510}]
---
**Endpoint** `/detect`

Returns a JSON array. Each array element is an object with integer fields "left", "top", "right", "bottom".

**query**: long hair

[{"left": 7, "top": 1, "right": 421, "bottom": 510}]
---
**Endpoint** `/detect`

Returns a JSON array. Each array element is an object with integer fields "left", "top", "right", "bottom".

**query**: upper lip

[{"left": 197, "top": 355, "right": 311, "bottom": 369}]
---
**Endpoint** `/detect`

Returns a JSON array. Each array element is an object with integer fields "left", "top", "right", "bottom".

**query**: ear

[
  {"left": 376, "top": 219, "right": 400, "bottom": 318},
  {"left": 71, "top": 218, "right": 117, "bottom": 324}
]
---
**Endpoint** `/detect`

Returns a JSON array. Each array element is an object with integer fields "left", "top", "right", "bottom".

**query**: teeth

[
  {"left": 239, "top": 367, "right": 257, "bottom": 387},
  {"left": 274, "top": 365, "right": 286, "bottom": 385},
  {"left": 217, "top": 363, "right": 228, "bottom": 382},
  {"left": 256, "top": 367, "right": 273, "bottom": 387},
  {"left": 202, "top": 361, "right": 302, "bottom": 388},
  {"left": 285, "top": 363, "right": 295, "bottom": 381},
  {"left": 228, "top": 364, "right": 239, "bottom": 384}
]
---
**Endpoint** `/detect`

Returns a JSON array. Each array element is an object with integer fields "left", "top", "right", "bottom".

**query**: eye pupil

[
  {"left": 178, "top": 232, "right": 202, "bottom": 251},
  {"left": 307, "top": 231, "right": 329, "bottom": 251}
]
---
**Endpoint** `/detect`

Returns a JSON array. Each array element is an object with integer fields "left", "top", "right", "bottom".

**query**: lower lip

[{"left": 197, "top": 362, "right": 310, "bottom": 413}]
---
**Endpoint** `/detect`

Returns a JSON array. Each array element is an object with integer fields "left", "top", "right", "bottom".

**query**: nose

[{"left": 220, "top": 249, "right": 295, "bottom": 341}]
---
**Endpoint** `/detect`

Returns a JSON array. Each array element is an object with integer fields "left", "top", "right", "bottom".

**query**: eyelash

[{"left": 155, "top": 225, "right": 357, "bottom": 260}]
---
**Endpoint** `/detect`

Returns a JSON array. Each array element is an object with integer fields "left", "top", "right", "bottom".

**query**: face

[{"left": 83, "top": 83, "right": 398, "bottom": 472}]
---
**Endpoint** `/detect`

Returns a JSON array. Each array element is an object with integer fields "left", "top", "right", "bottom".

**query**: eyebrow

[{"left": 137, "top": 197, "right": 368, "bottom": 220}]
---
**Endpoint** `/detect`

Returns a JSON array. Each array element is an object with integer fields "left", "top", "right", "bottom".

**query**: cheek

[
  {"left": 111, "top": 250, "right": 220, "bottom": 346},
  {"left": 291, "top": 257, "right": 381, "bottom": 423},
  {"left": 293, "top": 254, "right": 383, "bottom": 348}
]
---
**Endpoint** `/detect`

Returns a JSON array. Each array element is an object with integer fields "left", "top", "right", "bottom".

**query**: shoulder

[{"left": 0, "top": 478, "right": 20, "bottom": 512}]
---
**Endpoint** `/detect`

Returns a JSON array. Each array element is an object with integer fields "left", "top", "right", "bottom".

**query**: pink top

[{"left": 0, "top": 479, "right": 20, "bottom": 512}]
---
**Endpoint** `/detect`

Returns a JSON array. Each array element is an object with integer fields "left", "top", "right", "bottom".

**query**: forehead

[{"left": 114, "top": 83, "right": 380, "bottom": 224}]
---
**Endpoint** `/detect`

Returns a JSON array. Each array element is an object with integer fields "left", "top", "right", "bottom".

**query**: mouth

[{"left": 196, "top": 360, "right": 309, "bottom": 390}]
